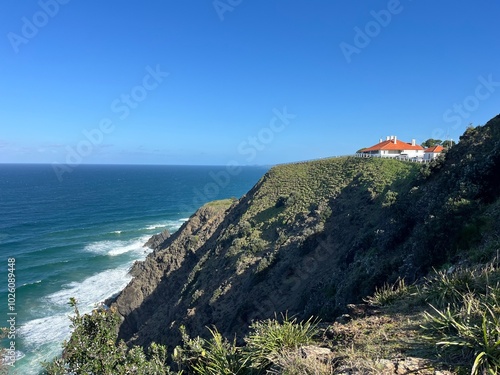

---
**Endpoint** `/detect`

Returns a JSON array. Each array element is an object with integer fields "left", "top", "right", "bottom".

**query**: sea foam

[
  {"left": 143, "top": 218, "right": 187, "bottom": 231},
  {"left": 18, "top": 266, "right": 136, "bottom": 373},
  {"left": 84, "top": 236, "right": 151, "bottom": 256}
]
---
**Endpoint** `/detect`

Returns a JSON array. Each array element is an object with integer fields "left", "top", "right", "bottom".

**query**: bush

[
  {"left": 244, "top": 315, "right": 318, "bottom": 370},
  {"left": 363, "top": 278, "right": 412, "bottom": 306},
  {"left": 423, "top": 294, "right": 500, "bottom": 374},
  {"left": 43, "top": 298, "right": 172, "bottom": 375},
  {"left": 422, "top": 264, "right": 500, "bottom": 374},
  {"left": 421, "top": 265, "right": 500, "bottom": 307},
  {"left": 174, "top": 316, "right": 320, "bottom": 374},
  {"left": 174, "top": 326, "right": 250, "bottom": 375}
]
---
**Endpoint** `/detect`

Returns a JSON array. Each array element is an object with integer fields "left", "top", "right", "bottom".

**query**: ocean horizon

[{"left": 0, "top": 164, "right": 268, "bottom": 374}]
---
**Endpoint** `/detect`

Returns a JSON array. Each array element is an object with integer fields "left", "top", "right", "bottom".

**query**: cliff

[{"left": 112, "top": 115, "right": 500, "bottom": 352}]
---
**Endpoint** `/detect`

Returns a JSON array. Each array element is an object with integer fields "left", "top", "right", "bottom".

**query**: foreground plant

[
  {"left": 173, "top": 326, "right": 250, "bottom": 375},
  {"left": 244, "top": 314, "right": 319, "bottom": 370},
  {"left": 364, "top": 277, "right": 412, "bottom": 306},
  {"left": 423, "top": 283, "right": 500, "bottom": 374},
  {"left": 173, "top": 315, "right": 320, "bottom": 374},
  {"left": 43, "top": 298, "right": 172, "bottom": 375},
  {"left": 268, "top": 349, "right": 333, "bottom": 375}
]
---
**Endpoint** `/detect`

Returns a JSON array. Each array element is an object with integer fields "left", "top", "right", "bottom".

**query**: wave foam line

[
  {"left": 46, "top": 267, "right": 133, "bottom": 309},
  {"left": 143, "top": 218, "right": 189, "bottom": 231},
  {"left": 19, "top": 266, "right": 134, "bottom": 369},
  {"left": 84, "top": 235, "right": 151, "bottom": 256}
]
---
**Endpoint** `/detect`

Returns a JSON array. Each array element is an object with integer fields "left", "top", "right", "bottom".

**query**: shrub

[
  {"left": 363, "top": 278, "right": 412, "bottom": 306},
  {"left": 43, "top": 298, "right": 172, "bottom": 375},
  {"left": 422, "top": 264, "right": 500, "bottom": 374},
  {"left": 174, "top": 326, "right": 250, "bottom": 375},
  {"left": 244, "top": 315, "right": 318, "bottom": 370},
  {"left": 421, "top": 265, "right": 500, "bottom": 307},
  {"left": 423, "top": 294, "right": 500, "bottom": 374}
]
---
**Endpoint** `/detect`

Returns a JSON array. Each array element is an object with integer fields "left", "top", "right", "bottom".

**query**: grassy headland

[{"left": 35, "top": 114, "right": 500, "bottom": 374}]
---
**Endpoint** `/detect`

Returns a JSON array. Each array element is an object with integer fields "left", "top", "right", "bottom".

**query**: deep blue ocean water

[{"left": 0, "top": 164, "right": 268, "bottom": 374}]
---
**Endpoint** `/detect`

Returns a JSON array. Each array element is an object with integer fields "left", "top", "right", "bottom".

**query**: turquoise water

[{"left": 0, "top": 164, "right": 267, "bottom": 374}]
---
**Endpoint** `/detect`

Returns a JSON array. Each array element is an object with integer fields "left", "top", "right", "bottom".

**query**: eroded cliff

[{"left": 113, "top": 115, "right": 500, "bottom": 352}]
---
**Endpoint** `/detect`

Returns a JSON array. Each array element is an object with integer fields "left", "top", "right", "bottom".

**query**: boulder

[{"left": 144, "top": 229, "right": 170, "bottom": 249}]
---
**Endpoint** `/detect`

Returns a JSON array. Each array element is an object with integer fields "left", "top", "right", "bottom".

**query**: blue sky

[{"left": 1, "top": 0, "right": 499, "bottom": 166}]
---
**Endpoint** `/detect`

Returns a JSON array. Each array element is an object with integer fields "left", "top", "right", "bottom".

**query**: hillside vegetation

[{"left": 40, "top": 114, "right": 500, "bottom": 374}]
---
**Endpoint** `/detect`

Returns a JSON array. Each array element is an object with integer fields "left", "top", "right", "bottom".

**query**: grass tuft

[
  {"left": 244, "top": 314, "right": 319, "bottom": 370},
  {"left": 364, "top": 277, "right": 413, "bottom": 306}
]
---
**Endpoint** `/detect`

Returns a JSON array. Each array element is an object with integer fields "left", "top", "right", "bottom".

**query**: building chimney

[
  {"left": 379, "top": 138, "right": 383, "bottom": 143},
  {"left": 411, "top": 139, "right": 416, "bottom": 146},
  {"left": 393, "top": 136, "right": 397, "bottom": 144},
  {"left": 386, "top": 136, "right": 390, "bottom": 141}
]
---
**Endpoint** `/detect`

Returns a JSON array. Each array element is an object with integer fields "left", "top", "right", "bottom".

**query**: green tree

[{"left": 421, "top": 139, "right": 443, "bottom": 148}]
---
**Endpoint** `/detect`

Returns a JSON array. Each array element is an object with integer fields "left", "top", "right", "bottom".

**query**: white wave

[
  {"left": 143, "top": 223, "right": 170, "bottom": 230},
  {"left": 19, "top": 267, "right": 134, "bottom": 361},
  {"left": 17, "top": 254, "right": 149, "bottom": 374},
  {"left": 84, "top": 236, "right": 151, "bottom": 256},
  {"left": 12, "top": 348, "right": 54, "bottom": 375},
  {"left": 19, "top": 313, "right": 72, "bottom": 348},
  {"left": 143, "top": 218, "right": 189, "bottom": 231},
  {"left": 112, "top": 230, "right": 122, "bottom": 234},
  {"left": 17, "top": 312, "right": 78, "bottom": 375},
  {"left": 46, "top": 267, "right": 133, "bottom": 309},
  {"left": 21, "top": 280, "right": 42, "bottom": 287}
]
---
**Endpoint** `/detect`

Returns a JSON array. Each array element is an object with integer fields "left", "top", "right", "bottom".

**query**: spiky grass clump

[
  {"left": 422, "top": 263, "right": 500, "bottom": 374},
  {"left": 174, "top": 315, "right": 320, "bottom": 374},
  {"left": 421, "top": 264, "right": 500, "bottom": 307},
  {"left": 244, "top": 315, "right": 319, "bottom": 370},
  {"left": 192, "top": 328, "right": 250, "bottom": 375},
  {"left": 364, "top": 278, "right": 412, "bottom": 307},
  {"left": 173, "top": 326, "right": 250, "bottom": 375}
]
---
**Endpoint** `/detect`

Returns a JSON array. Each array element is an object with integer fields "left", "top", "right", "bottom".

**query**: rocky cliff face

[
  {"left": 112, "top": 115, "right": 500, "bottom": 351},
  {"left": 113, "top": 200, "right": 236, "bottom": 346},
  {"left": 143, "top": 229, "right": 171, "bottom": 250}
]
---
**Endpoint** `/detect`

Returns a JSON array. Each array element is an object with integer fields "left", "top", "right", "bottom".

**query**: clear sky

[{"left": 1, "top": 1, "right": 499, "bottom": 166}]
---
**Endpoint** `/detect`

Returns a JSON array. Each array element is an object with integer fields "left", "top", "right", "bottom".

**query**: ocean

[{"left": 0, "top": 164, "right": 268, "bottom": 374}]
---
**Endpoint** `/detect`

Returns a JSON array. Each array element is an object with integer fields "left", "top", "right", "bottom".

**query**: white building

[
  {"left": 424, "top": 145, "right": 444, "bottom": 160},
  {"left": 359, "top": 136, "right": 425, "bottom": 159}
]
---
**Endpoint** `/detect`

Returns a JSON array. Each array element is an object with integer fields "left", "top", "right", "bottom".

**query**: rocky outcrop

[
  {"left": 144, "top": 229, "right": 170, "bottom": 249},
  {"left": 112, "top": 200, "right": 236, "bottom": 346}
]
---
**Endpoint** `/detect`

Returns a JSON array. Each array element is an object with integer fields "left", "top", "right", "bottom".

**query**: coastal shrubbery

[
  {"left": 358, "top": 262, "right": 500, "bottom": 374},
  {"left": 421, "top": 264, "right": 500, "bottom": 375},
  {"left": 41, "top": 262, "right": 500, "bottom": 374},
  {"left": 43, "top": 298, "right": 173, "bottom": 374},
  {"left": 43, "top": 306, "right": 325, "bottom": 375}
]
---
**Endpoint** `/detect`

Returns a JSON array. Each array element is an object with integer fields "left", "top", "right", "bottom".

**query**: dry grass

[
  {"left": 323, "top": 306, "right": 452, "bottom": 374},
  {"left": 268, "top": 349, "right": 334, "bottom": 375}
]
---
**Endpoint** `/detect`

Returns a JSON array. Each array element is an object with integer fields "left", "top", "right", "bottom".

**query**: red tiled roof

[
  {"left": 361, "top": 139, "right": 424, "bottom": 152},
  {"left": 424, "top": 145, "right": 444, "bottom": 153}
]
